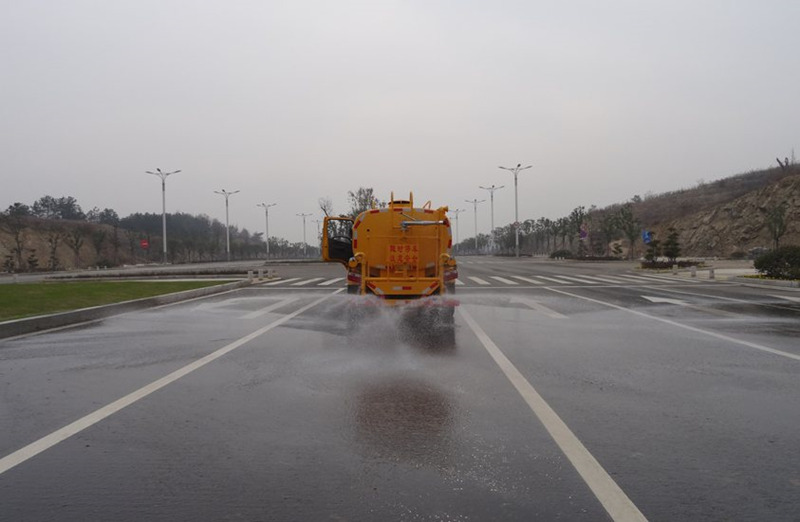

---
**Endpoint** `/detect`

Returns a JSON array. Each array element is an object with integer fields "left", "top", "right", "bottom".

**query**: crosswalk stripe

[
  {"left": 577, "top": 274, "right": 628, "bottom": 284},
  {"left": 512, "top": 276, "right": 543, "bottom": 285},
  {"left": 491, "top": 276, "right": 519, "bottom": 285},
  {"left": 555, "top": 275, "right": 601, "bottom": 285},
  {"left": 455, "top": 279, "right": 465, "bottom": 286},
  {"left": 469, "top": 276, "right": 491, "bottom": 285},
  {"left": 641, "top": 273, "right": 699, "bottom": 283},
  {"left": 318, "top": 277, "right": 344, "bottom": 286},
  {"left": 292, "top": 277, "right": 325, "bottom": 286},
  {"left": 535, "top": 275, "right": 575, "bottom": 284},
  {"left": 263, "top": 277, "right": 300, "bottom": 286},
  {"left": 617, "top": 274, "right": 670, "bottom": 283}
]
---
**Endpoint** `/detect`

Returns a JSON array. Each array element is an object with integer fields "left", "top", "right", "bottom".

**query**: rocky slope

[{"left": 651, "top": 173, "right": 799, "bottom": 257}]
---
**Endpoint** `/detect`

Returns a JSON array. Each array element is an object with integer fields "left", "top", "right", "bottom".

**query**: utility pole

[
  {"left": 448, "top": 208, "right": 465, "bottom": 253},
  {"left": 297, "top": 212, "right": 313, "bottom": 257},
  {"left": 479, "top": 184, "right": 504, "bottom": 251},
  {"left": 257, "top": 203, "right": 277, "bottom": 258},
  {"left": 145, "top": 168, "right": 181, "bottom": 263},
  {"left": 499, "top": 163, "right": 532, "bottom": 257},
  {"left": 214, "top": 189, "right": 239, "bottom": 261},
  {"left": 465, "top": 199, "right": 485, "bottom": 252}
]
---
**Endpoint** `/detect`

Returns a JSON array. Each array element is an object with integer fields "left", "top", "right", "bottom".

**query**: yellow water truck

[{"left": 322, "top": 193, "right": 459, "bottom": 325}]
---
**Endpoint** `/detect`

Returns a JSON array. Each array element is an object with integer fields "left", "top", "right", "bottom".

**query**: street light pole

[
  {"left": 145, "top": 168, "right": 181, "bottom": 263},
  {"left": 479, "top": 184, "right": 504, "bottom": 251},
  {"left": 214, "top": 189, "right": 239, "bottom": 261},
  {"left": 297, "top": 213, "right": 313, "bottom": 258},
  {"left": 257, "top": 203, "right": 277, "bottom": 258},
  {"left": 499, "top": 163, "right": 532, "bottom": 257},
  {"left": 448, "top": 208, "right": 465, "bottom": 253},
  {"left": 465, "top": 199, "right": 485, "bottom": 252}
]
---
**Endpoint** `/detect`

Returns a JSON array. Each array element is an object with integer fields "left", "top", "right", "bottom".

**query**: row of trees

[
  {"left": 454, "top": 202, "right": 645, "bottom": 259},
  {"left": 0, "top": 196, "right": 317, "bottom": 272}
]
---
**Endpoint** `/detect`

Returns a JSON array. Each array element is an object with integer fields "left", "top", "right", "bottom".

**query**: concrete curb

[
  {"left": 0, "top": 279, "right": 251, "bottom": 340},
  {"left": 734, "top": 276, "right": 799, "bottom": 289}
]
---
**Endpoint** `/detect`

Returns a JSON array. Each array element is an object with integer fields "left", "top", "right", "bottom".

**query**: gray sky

[{"left": 2, "top": 1, "right": 798, "bottom": 243}]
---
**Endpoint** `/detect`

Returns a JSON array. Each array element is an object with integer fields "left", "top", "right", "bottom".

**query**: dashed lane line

[
  {"left": 459, "top": 308, "right": 647, "bottom": 522},
  {"left": 0, "top": 290, "right": 343, "bottom": 477}
]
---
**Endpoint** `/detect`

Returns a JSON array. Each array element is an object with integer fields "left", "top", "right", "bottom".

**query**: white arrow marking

[{"left": 642, "top": 295, "right": 739, "bottom": 317}]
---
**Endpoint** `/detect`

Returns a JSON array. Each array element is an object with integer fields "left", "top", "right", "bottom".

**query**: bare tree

[
  {"left": 43, "top": 224, "right": 63, "bottom": 271},
  {"left": 765, "top": 201, "right": 789, "bottom": 250},
  {"left": 65, "top": 225, "right": 88, "bottom": 265},
  {"left": 318, "top": 197, "right": 334, "bottom": 217}
]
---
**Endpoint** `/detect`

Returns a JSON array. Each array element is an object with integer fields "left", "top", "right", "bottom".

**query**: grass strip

[{"left": 0, "top": 280, "right": 230, "bottom": 321}]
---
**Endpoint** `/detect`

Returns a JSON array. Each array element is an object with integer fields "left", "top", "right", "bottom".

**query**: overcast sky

[{"left": 2, "top": 1, "right": 798, "bottom": 243}]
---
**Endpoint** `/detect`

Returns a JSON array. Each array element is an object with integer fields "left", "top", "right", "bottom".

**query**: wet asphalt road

[{"left": 1, "top": 258, "right": 799, "bottom": 521}]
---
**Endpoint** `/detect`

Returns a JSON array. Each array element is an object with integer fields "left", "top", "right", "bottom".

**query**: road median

[{"left": 0, "top": 279, "right": 251, "bottom": 340}]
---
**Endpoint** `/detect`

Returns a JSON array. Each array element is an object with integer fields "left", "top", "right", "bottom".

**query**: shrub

[
  {"left": 550, "top": 249, "right": 573, "bottom": 259},
  {"left": 641, "top": 260, "right": 699, "bottom": 270},
  {"left": 729, "top": 251, "right": 747, "bottom": 260},
  {"left": 754, "top": 245, "right": 800, "bottom": 280}
]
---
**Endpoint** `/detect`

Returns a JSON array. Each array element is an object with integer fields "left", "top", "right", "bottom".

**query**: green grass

[{"left": 0, "top": 280, "right": 230, "bottom": 321}]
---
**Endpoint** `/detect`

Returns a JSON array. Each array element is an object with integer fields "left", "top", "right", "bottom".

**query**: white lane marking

[
  {"left": 579, "top": 275, "right": 631, "bottom": 284},
  {"left": 535, "top": 275, "right": 574, "bottom": 284},
  {"left": 318, "top": 277, "right": 344, "bottom": 286},
  {"left": 459, "top": 308, "right": 647, "bottom": 522},
  {"left": 455, "top": 279, "right": 465, "bottom": 286},
  {"left": 292, "top": 277, "right": 325, "bottom": 286},
  {"left": 468, "top": 276, "right": 491, "bottom": 285},
  {"left": 263, "top": 277, "right": 300, "bottom": 286},
  {"left": 772, "top": 295, "right": 800, "bottom": 303},
  {"left": 619, "top": 274, "right": 670, "bottom": 283},
  {"left": 491, "top": 276, "right": 519, "bottom": 285},
  {"left": 556, "top": 275, "right": 601, "bottom": 285},
  {"left": 548, "top": 287, "right": 800, "bottom": 362},
  {"left": 241, "top": 296, "right": 299, "bottom": 319},
  {"left": 512, "top": 276, "right": 543, "bottom": 285},
  {"left": 511, "top": 297, "right": 567, "bottom": 319},
  {"left": 0, "top": 290, "right": 343, "bottom": 477},
  {"left": 639, "top": 273, "right": 699, "bottom": 284}
]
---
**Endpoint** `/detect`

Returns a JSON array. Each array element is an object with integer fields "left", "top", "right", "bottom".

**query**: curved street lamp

[
  {"left": 145, "top": 168, "right": 181, "bottom": 263},
  {"left": 214, "top": 189, "right": 240, "bottom": 261},
  {"left": 499, "top": 163, "right": 532, "bottom": 257},
  {"left": 257, "top": 202, "right": 277, "bottom": 258}
]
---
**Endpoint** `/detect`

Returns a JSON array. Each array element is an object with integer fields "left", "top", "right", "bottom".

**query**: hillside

[{"left": 646, "top": 172, "right": 800, "bottom": 257}]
